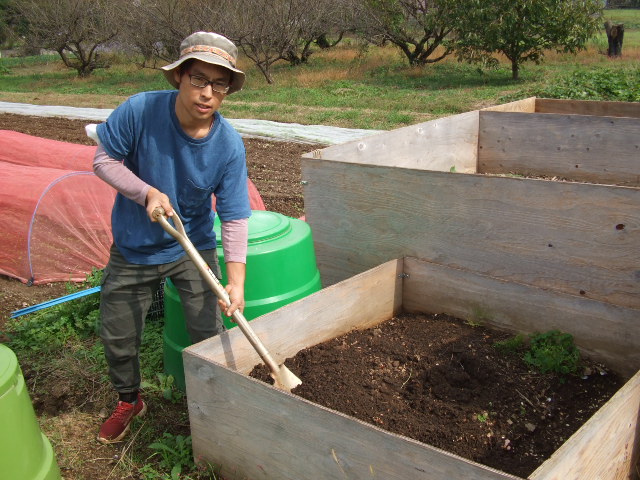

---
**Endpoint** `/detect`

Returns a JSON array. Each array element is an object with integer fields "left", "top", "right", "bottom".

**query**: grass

[{"left": 0, "top": 9, "right": 637, "bottom": 130}]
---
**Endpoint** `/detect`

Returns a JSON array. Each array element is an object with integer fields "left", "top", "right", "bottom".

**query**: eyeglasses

[{"left": 188, "top": 74, "right": 230, "bottom": 94}]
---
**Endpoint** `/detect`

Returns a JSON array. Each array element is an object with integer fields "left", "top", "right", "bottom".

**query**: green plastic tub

[
  {"left": 0, "top": 344, "right": 62, "bottom": 480},
  {"left": 163, "top": 210, "right": 322, "bottom": 390}
]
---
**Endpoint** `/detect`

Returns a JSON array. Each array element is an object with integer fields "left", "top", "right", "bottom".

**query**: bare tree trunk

[
  {"left": 511, "top": 60, "right": 519, "bottom": 80},
  {"left": 605, "top": 21, "right": 624, "bottom": 57}
]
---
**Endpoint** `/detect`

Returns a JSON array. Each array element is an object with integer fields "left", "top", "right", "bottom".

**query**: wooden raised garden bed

[{"left": 184, "top": 98, "right": 640, "bottom": 479}]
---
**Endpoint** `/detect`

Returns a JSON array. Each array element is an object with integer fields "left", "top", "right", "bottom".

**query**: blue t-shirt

[{"left": 97, "top": 90, "right": 251, "bottom": 265}]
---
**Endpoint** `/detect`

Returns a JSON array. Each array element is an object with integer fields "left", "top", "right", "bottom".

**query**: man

[{"left": 93, "top": 31, "right": 251, "bottom": 444}]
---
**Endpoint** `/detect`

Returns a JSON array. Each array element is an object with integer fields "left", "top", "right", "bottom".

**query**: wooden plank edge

[
  {"left": 301, "top": 111, "right": 480, "bottom": 174},
  {"left": 536, "top": 98, "right": 640, "bottom": 119},
  {"left": 480, "top": 97, "right": 537, "bottom": 113}
]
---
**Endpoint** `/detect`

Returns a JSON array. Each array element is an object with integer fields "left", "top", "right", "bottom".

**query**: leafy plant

[
  {"left": 501, "top": 67, "right": 640, "bottom": 104},
  {"left": 83, "top": 266, "right": 103, "bottom": 288},
  {"left": 139, "top": 461, "right": 219, "bottom": 480},
  {"left": 141, "top": 434, "right": 221, "bottom": 479},
  {"left": 523, "top": 330, "right": 580, "bottom": 376},
  {"left": 141, "top": 373, "right": 184, "bottom": 404},
  {"left": 146, "top": 433, "right": 195, "bottom": 476},
  {"left": 534, "top": 68, "right": 640, "bottom": 102}
]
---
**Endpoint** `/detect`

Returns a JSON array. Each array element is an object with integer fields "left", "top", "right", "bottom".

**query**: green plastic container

[
  {"left": 163, "top": 210, "right": 322, "bottom": 390},
  {"left": 0, "top": 344, "right": 62, "bottom": 480}
]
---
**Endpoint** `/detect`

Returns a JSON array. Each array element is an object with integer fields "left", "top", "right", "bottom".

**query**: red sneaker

[{"left": 97, "top": 393, "right": 147, "bottom": 444}]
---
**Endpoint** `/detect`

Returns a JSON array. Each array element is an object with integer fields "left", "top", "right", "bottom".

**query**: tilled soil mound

[{"left": 251, "top": 312, "right": 623, "bottom": 478}]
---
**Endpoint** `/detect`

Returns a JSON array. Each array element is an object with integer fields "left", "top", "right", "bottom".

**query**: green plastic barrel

[
  {"left": 0, "top": 344, "right": 62, "bottom": 480},
  {"left": 163, "top": 210, "right": 322, "bottom": 390}
]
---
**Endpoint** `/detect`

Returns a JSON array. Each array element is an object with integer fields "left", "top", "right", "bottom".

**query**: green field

[{"left": 0, "top": 9, "right": 638, "bottom": 130}]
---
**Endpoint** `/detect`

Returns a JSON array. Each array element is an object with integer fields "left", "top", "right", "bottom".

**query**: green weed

[
  {"left": 464, "top": 319, "right": 483, "bottom": 327},
  {"left": 1, "top": 267, "right": 218, "bottom": 479},
  {"left": 537, "top": 67, "right": 640, "bottom": 102},
  {"left": 147, "top": 433, "right": 195, "bottom": 473},
  {"left": 139, "top": 319, "right": 165, "bottom": 379},
  {"left": 466, "top": 306, "right": 494, "bottom": 327},
  {"left": 139, "top": 433, "right": 219, "bottom": 479},
  {"left": 476, "top": 412, "right": 489, "bottom": 423},
  {"left": 141, "top": 373, "right": 184, "bottom": 404},
  {"left": 3, "top": 269, "right": 102, "bottom": 351},
  {"left": 501, "top": 67, "right": 640, "bottom": 103},
  {"left": 523, "top": 330, "right": 580, "bottom": 376}
]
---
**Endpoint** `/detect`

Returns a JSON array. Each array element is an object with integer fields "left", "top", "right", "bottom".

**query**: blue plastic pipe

[{"left": 10, "top": 286, "right": 101, "bottom": 318}]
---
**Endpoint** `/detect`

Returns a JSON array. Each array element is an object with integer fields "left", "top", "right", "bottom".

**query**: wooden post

[{"left": 604, "top": 20, "right": 624, "bottom": 57}]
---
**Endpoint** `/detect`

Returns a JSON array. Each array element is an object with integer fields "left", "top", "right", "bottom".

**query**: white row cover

[{"left": 0, "top": 101, "right": 383, "bottom": 146}]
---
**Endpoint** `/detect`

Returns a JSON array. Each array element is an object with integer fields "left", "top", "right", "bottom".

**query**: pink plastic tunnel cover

[{"left": 0, "top": 130, "right": 264, "bottom": 285}]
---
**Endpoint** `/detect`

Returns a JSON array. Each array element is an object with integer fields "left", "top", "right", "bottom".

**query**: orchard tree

[
  {"left": 454, "top": 0, "right": 603, "bottom": 80},
  {"left": 225, "top": 0, "right": 312, "bottom": 84},
  {"left": 115, "top": 0, "right": 232, "bottom": 68},
  {"left": 0, "top": 0, "right": 27, "bottom": 48},
  {"left": 353, "top": 0, "right": 467, "bottom": 66},
  {"left": 16, "top": 0, "right": 118, "bottom": 77},
  {"left": 283, "top": 0, "right": 353, "bottom": 65}
]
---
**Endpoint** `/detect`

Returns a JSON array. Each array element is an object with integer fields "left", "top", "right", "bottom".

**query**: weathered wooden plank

[
  {"left": 302, "top": 159, "right": 640, "bottom": 309},
  {"left": 529, "top": 370, "right": 640, "bottom": 480},
  {"left": 477, "top": 111, "right": 640, "bottom": 186},
  {"left": 185, "top": 259, "right": 404, "bottom": 374},
  {"left": 185, "top": 353, "right": 522, "bottom": 480},
  {"left": 402, "top": 257, "right": 640, "bottom": 377},
  {"left": 536, "top": 98, "right": 640, "bottom": 119},
  {"left": 481, "top": 97, "right": 537, "bottom": 113},
  {"left": 304, "top": 111, "right": 479, "bottom": 173}
]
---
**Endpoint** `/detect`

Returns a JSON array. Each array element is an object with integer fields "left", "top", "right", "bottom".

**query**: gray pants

[{"left": 99, "top": 244, "right": 223, "bottom": 393}]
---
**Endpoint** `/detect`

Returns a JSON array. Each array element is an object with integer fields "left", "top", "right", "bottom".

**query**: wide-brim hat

[{"left": 161, "top": 31, "right": 245, "bottom": 94}]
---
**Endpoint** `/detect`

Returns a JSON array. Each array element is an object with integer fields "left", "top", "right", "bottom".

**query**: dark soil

[{"left": 251, "top": 312, "right": 625, "bottom": 478}]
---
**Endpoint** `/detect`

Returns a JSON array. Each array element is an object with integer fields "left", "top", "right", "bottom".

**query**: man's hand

[
  {"left": 220, "top": 262, "right": 246, "bottom": 318},
  {"left": 219, "top": 283, "right": 245, "bottom": 318},
  {"left": 146, "top": 187, "right": 174, "bottom": 221}
]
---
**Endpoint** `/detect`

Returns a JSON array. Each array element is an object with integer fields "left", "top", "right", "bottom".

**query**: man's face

[{"left": 173, "top": 60, "right": 232, "bottom": 125}]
